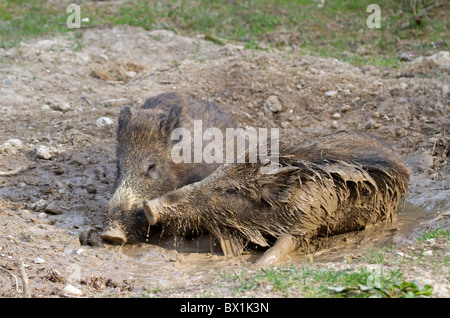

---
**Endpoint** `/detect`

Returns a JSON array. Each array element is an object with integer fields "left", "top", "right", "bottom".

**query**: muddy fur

[
  {"left": 146, "top": 131, "right": 410, "bottom": 256},
  {"left": 104, "top": 92, "right": 235, "bottom": 243}
]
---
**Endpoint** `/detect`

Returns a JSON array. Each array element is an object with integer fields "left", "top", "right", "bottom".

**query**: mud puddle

[
  {"left": 119, "top": 233, "right": 255, "bottom": 289},
  {"left": 117, "top": 201, "right": 435, "bottom": 287}
]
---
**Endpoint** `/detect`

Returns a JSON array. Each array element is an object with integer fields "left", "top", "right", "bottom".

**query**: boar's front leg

[{"left": 256, "top": 234, "right": 297, "bottom": 266}]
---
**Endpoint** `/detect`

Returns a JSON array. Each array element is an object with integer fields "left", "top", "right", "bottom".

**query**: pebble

[
  {"left": 331, "top": 120, "right": 339, "bottom": 129},
  {"left": 31, "top": 199, "right": 47, "bottom": 211},
  {"left": 57, "top": 102, "right": 72, "bottom": 112},
  {"left": 0, "top": 143, "right": 17, "bottom": 155},
  {"left": 95, "top": 117, "right": 114, "bottom": 127},
  {"left": 5, "top": 139, "right": 22, "bottom": 148},
  {"left": 423, "top": 250, "right": 433, "bottom": 256},
  {"left": 125, "top": 71, "right": 137, "bottom": 78},
  {"left": 341, "top": 105, "right": 351, "bottom": 112},
  {"left": 34, "top": 257, "right": 46, "bottom": 264},
  {"left": 44, "top": 201, "right": 63, "bottom": 215},
  {"left": 332, "top": 113, "right": 341, "bottom": 119},
  {"left": 61, "top": 284, "right": 83, "bottom": 297},
  {"left": 398, "top": 53, "right": 413, "bottom": 61},
  {"left": 38, "top": 212, "right": 47, "bottom": 219},
  {"left": 364, "top": 119, "right": 381, "bottom": 130},
  {"left": 263, "top": 95, "right": 283, "bottom": 113},
  {"left": 35, "top": 145, "right": 52, "bottom": 159},
  {"left": 324, "top": 90, "right": 338, "bottom": 97},
  {"left": 102, "top": 98, "right": 129, "bottom": 108}
]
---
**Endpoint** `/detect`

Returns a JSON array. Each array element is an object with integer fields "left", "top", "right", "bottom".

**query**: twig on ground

[
  {"left": 0, "top": 165, "right": 35, "bottom": 176},
  {"left": 19, "top": 260, "right": 31, "bottom": 298}
]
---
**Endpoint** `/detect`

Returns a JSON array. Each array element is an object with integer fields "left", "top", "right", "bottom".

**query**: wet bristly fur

[{"left": 153, "top": 131, "right": 410, "bottom": 257}]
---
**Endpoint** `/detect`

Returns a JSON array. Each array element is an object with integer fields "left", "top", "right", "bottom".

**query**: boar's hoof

[
  {"left": 100, "top": 227, "right": 127, "bottom": 245},
  {"left": 256, "top": 234, "right": 296, "bottom": 266},
  {"left": 143, "top": 199, "right": 159, "bottom": 226}
]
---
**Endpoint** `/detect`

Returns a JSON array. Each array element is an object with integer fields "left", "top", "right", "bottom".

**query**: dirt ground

[{"left": 0, "top": 26, "right": 448, "bottom": 298}]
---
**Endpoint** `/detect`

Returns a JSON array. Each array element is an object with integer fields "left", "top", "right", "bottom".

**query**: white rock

[
  {"left": 61, "top": 284, "right": 83, "bottom": 297},
  {"left": 31, "top": 199, "right": 47, "bottom": 211},
  {"left": 423, "top": 250, "right": 433, "bottom": 256},
  {"left": 6, "top": 139, "right": 22, "bottom": 148},
  {"left": 324, "top": 90, "right": 338, "bottom": 97},
  {"left": 58, "top": 102, "right": 72, "bottom": 112},
  {"left": 102, "top": 98, "right": 129, "bottom": 107},
  {"left": 125, "top": 71, "right": 137, "bottom": 78},
  {"left": 34, "top": 257, "right": 46, "bottom": 264},
  {"left": 331, "top": 121, "right": 339, "bottom": 129},
  {"left": 0, "top": 143, "right": 16, "bottom": 155},
  {"left": 35, "top": 145, "right": 52, "bottom": 159},
  {"left": 332, "top": 113, "right": 341, "bottom": 119},
  {"left": 95, "top": 117, "right": 114, "bottom": 127},
  {"left": 263, "top": 95, "right": 283, "bottom": 113},
  {"left": 38, "top": 212, "right": 47, "bottom": 219}
]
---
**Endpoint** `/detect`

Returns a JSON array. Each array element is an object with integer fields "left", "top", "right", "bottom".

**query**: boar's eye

[
  {"left": 147, "top": 163, "right": 156, "bottom": 172},
  {"left": 225, "top": 188, "right": 238, "bottom": 195}
]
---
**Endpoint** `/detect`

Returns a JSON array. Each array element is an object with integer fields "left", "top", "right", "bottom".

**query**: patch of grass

[
  {"left": 416, "top": 228, "right": 450, "bottom": 243},
  {"left": 0, "top": 0, "right": 448, "bottom": 67},
  {"left": 222, "top": 265, "right": 433, "bottom": 298}
]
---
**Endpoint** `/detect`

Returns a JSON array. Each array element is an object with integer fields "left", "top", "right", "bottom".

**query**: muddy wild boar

[
  {"left": 143, "top": 131, "right": 409, "bottom": 264},
  {"left": 101, "top": 92, "right": 235, "bottom": 244}
]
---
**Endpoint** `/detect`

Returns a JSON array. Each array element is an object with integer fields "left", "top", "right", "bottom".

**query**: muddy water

[
  {"left": 118, "top": 201, "right": 435, "bottom": 287},
  {"left": 120, "top": 234, "right": 256, "bottom": 288}
]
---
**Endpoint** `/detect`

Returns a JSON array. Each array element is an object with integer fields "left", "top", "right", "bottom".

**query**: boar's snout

[
  {"left": 101, "top": 220, "right": 127, "bottom": 245},
  {"left": 143, "top": 199, "right": 161, "bottom": 226},
  {"left": 101, "top": 227, "right": 127, "bottom": 245},
  {"left": 103, "top": 184, "right": 144, "bottom": 244}
]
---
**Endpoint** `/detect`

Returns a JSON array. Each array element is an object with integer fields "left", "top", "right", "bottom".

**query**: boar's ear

[
  {"left": 159, "top": 104, "right": 182, "bottom": 137},
  {"left": 257, "top": 164, "right": 299, "bottom": 206},
  {"left": 118, "top": 106, "right": 132, "bottom": 133}
]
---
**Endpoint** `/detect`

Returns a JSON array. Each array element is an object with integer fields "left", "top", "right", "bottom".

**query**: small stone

[
  {"left": 399, "top": 82, "right": 408, "bottom": 90},
  {"left": 95, "top": 117, "right": 114, "bottom": 127},
  {"left": 31, "top": 199, "right": 47, "bottom": 211},
  {"left": 280, "top": 121, "right": 290, "bottom": 128},
  {"left": 0, "top": 143, "right": 16, "bottom": 155},
  {"left": 398, "top": 53, "right": 413, "bottom": 61},
  {"left": 38, "top": 212, "right": 47, "bottom": 219},
  {"left": 341, "top": 105, "right": 351, "bottom": 113},
  {"left": 423, "top": 250, "right": 433, "bottom": 256},
  {"left": 125, "top": 71, "right": 137, "bottom": 78},
  {"left": 324, "top": 90, "right": 338, "bottom": 97},
  {"left": 44, "top": 201, "right": 63, "bottom": 215},
  {"left": 61, "top": 284, "right": 83, "bottom": 297},
  {"left": 6, "top": 139, "right": 22, "bottom": 148},
  {"left": 34, "top": 257, "right": 46, "bottom": 264},
  {"left": 102, "top": 98, "right": 129, "bottom": 108},
  {"left": 263, "top": 95, "right": 283, "bottom": 113},
  {"left": 331, "top": 121, "right": 339, "bottom": 129},
  {"left": 75, "top": 248, "right": 84, "bottom": 255},
  {"left": 58, "top": 102, "right": 72, "bottom": 112},
  {"left": 35, "top": 145, "right": 52, "bottom": 159},
  {"left": 332, "top": 113, "right": 341, "bottom": 119},
  {"left": 365, "top": 119, "right": 376, "bottom": 129}
]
